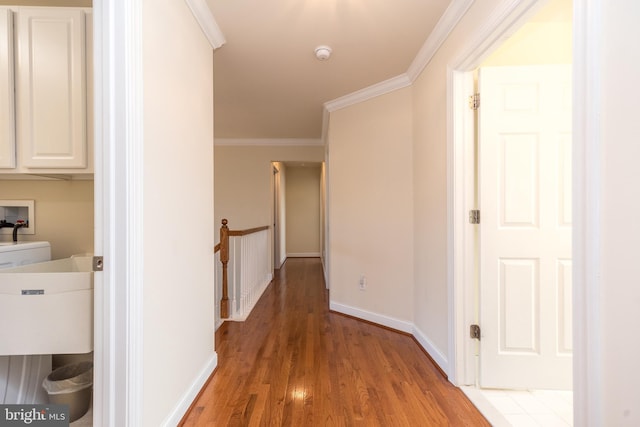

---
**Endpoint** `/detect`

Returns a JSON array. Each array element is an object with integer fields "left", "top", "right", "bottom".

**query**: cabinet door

[
  {"left": 15, "top": 8, "right": 87, "bottom": 169},
  {"left": 0, "top": 8, "right": 15, "bottom": 169}
]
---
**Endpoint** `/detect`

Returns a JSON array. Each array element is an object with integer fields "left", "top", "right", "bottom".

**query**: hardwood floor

[{"left": 181, "top": 258, "right": 489, "bottom": 426}]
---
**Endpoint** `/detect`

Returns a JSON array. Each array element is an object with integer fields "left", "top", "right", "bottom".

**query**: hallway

[{"left": 181, "top": 258, "right": 489, "bottom": 426}]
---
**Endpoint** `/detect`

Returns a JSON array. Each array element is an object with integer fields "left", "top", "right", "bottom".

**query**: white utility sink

[{"left": 0, "top": 255, "right": 93, "bottom": 356}]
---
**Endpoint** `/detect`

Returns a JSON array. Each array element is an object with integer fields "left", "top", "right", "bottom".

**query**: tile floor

[{"left": 462, "top": 387, "right": 573, "bottom": 427}]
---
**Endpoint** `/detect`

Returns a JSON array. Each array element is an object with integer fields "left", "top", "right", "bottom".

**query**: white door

[{"left": 479, "top": 65, "right": 572, "bottom": 390}]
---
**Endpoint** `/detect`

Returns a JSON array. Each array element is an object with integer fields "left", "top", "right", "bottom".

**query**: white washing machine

[{"left": 0, "top": 241, "right": 52, "bottom": 404}]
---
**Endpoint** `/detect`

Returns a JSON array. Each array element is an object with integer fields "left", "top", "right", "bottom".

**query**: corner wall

[{"left": 327, "top": 86, "right": 414, "bottom": 326}]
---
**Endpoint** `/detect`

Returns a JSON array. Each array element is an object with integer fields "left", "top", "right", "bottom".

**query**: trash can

[{"left": 42, "top": 361, "right": 93, "bottom": 422}]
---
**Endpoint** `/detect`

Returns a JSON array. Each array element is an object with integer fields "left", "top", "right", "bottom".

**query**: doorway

[
  {"left": 271, "top": 161, "right": 323, "bottom": 268},
  {"left": 449, "top": 0, "right": 573, "bottom": 424}
]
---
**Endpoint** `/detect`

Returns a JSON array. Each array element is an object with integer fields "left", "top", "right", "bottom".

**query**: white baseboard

[
  {"left": 287, "top": 252, "right": 321, "bottom": 258},
  {"left": 329, "top": 301, "right": 450, "bottom": 376},
  {"left": 161, "top": 353, "right": 218, "bottom": 427},
  {"left": 229, "top": 274, "right": 273, "bottom": 322},
  {"left": 329, "top": 301, "right": 413, "bottom": 334},
  {"left": 278, "top": 255, "right": 287, "bottom": 268},
  {"left": 412, "top": 325, "right": 449, "bottom": 374}
]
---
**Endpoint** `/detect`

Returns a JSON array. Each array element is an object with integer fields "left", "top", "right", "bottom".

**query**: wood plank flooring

[{"left": 180, "top": 258, "right": 489, "bottom": 426}]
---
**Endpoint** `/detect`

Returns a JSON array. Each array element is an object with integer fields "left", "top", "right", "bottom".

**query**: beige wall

[
  {"left": 285, "top": 165, "right": 321, "bottom": 256},
  {"left": 214, "top": 144, "right": 324, "bottom": 236},
  {"left": 0, "top": 180, "right": 93, "bottom": 259},
  {"left": 142, "top": 1, "right": 215, "bottom": 425},
  {"left": 327, "top": 86, "right": 414, "bottom": 322}
]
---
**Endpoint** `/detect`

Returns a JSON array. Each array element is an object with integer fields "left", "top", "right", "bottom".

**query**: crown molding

[
  {"left": 323, "top": 0, "right": 474, "bottom": 113},
  {"left": 407, "top": 0, "right": 475, "bottom": 81},
  {"left": 324, "top": 74, "right": 412, "bottom": 112},
  {"left": 185, "top": 0, "right": 226, "bottom": 49},
  {"left": 215, "top": 138, "right": 323, "bottom": 146}
]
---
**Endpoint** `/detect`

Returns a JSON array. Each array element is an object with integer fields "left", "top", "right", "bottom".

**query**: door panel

[{"left": 479, "top": 64, "right": 572, "bottom": 390}]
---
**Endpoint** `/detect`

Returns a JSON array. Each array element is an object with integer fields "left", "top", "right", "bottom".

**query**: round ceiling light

[{"left": 314, "top": 45, "right": 332, "bottom": 61}]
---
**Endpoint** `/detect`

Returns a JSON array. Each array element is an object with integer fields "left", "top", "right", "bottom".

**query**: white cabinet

[
  {"left": 0, "top": 7, "right": 92, "bottom": 175},
  {"left": 0, "top": 9, "right": 15, "bottom": 169}
]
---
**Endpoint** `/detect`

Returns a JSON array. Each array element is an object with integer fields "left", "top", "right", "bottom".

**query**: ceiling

[{"left": 207, "top": 0, "right": 452, "bottom": 140}]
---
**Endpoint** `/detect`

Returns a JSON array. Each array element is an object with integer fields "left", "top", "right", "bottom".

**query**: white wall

[
  {"left": 327, "top": 86, "right": 414, "bottom": 325},
  {"left": 142, "top": 1, "right": 215, "bottom": 425},
  {"left": 591, "top": 1, "right": 640, "bottom": 424},
  {"left": 285, "top": 165, "right": 321, "bottom": 257}
]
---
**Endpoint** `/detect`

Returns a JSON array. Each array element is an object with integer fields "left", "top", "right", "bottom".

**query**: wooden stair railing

[{"left": 215, "top": 219, "right": 270, "bottom": 319}]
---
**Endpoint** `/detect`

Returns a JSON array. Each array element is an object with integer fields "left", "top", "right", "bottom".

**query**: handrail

[
  {"left": 214, "top": 225, "right": 269, "bottom": 252},
  {"left": 229, "top": 225, "right": 269, "bottom": 236},
  {"left": 218, "top": 219, "right": 270, "bottom": 319}
]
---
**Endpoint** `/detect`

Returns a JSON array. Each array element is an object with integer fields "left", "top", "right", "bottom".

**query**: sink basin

[{"left": 0, "top": 255, "right": 93, "bottom": 356}]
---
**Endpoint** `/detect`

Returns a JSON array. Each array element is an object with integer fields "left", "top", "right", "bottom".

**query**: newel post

[{"left": 220, "top": 219, "right": 229, "bottom": 318}]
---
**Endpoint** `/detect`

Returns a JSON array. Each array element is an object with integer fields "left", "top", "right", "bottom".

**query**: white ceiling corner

[
  {"left": 324, "top": 0, "right": 475, "bottom": 113},
  {"left": 185, "top": 0, "right": 226, "bottom": 49}
]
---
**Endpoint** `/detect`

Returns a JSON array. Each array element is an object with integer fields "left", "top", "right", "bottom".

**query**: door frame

[
  {"left": 447, "top": 0, "right": 603, "bottom": 423},
  {"left": 272, "top": 163, "right": 282, "bottom": 269},
  {"left": 93, "top": 0, "right": 144, "bottom": 425}
]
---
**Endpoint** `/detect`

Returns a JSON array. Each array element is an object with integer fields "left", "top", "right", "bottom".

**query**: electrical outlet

[{"left": 359, "top": 275, "right": 367, "bottom": 291}]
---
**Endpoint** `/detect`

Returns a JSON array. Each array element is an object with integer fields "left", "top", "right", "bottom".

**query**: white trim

[
  {"left": 413, "top": 325, "right": 449, "bottom": 375},
  {"left": 572, "top": 0, "right": 602, "bottom": 424},
  {"left": 184, "top": 0, "right": 226, "bottom": 50},
  {"left": 124, "top": 0, "right": 145, "bottom": 423},
  {"left": 406, "top": 0, "right": 475, "bottom": 81},
  {"left": 215, "top": 138, "right": 323, "bottom": 146},
  {"left": 329, "top": 302, "right": 413, "bottom": 334},
  {"left": 287, "top": 252, "right": 321, "bottom": 258},
  {"left": 228, "top": 274, "right": 273, "bottom": 322},
  {"left": 324, "top": 74, "right": 411, "bottom": 112},
  {"left": 94, "top": 0, "right": 144, "bottom": 425},
  {"left": 160, "top": 355, "right": 218, "bottom": 427},
  {"left": 451, "top": 0, "right": 542, "bottom": 70},
  {"left": 322, "top": 0, "right": 474, "bottom": 113},
  {"left": 329, "top": 302, "right": 450, "bottom": 374},
  {"left": 447, "top": 67, "right": 477, "bottom": 385}
]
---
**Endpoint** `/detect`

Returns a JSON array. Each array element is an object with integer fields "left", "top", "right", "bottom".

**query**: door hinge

[
  {"left": 468, "top": 93, "right": 480, "bottom": 110},
  {"left": 92, "top": 256, "right": 104, "bottom": 272},
  {"left": 470, "top": 324, "right": 481, "bottom": 340},
  {"left": 469, "top": 209, "right": 480, "bottom": 224}
]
